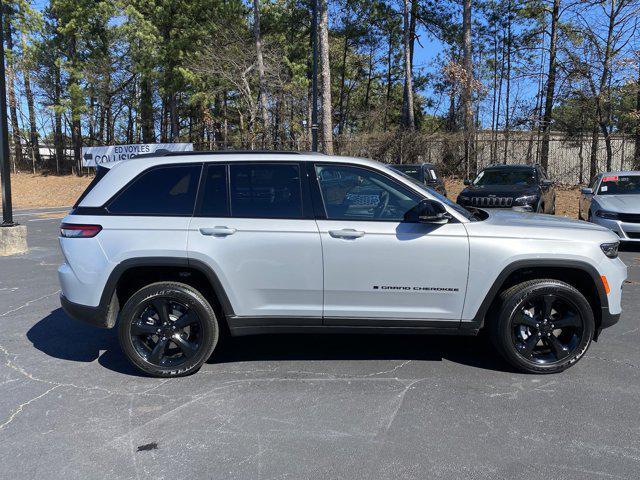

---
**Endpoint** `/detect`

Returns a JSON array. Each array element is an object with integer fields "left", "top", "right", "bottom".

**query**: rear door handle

[
  {"left": 199, "top": 226, "right": 237, "bottom": 237},
  {"left": 328, "top": 229, "right": 365, "bottom": 239}
]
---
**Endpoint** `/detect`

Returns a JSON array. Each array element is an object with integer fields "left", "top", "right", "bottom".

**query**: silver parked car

[
  {"left": 59, "top": 152, "right": 625, "bottom": 377},
  {"left": 580, "top": 171, "right": 640, "bottom": 241}
]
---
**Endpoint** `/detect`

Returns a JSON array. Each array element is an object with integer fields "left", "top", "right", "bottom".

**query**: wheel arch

[
  {"left": 99, "top": 257, "right": 235, "bottom": 328},
  {"left": 473, "top": 259, "right": 608, "bottom": 332}
]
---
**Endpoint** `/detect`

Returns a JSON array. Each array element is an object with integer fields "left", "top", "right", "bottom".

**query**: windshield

[
  {"left": 598, "top": 175, "right": 640, "bottom": 195},
  {"left": 386, "top": 166, "right": 477, "bottom": 221},
  {"left": 392, "top": 165, "right": 424, "bottom": 182},
  {"left": 473, "top": 169, "right": 536, "bottom": 186}
]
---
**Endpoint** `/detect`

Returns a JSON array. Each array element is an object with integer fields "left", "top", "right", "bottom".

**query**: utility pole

[
  {"left": 1, "top": 4, "right": 15, "bottom": 227},
  {"left": 311, "top": 0, "right": 318, "bottom": 152}
]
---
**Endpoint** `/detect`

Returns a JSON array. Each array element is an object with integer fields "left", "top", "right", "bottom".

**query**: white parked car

[
  {"left": 580, "top": 171, "right": 640, "bottom": 241},
  {"left": 59, "top": 152, "right": 626, "bottom": 377}
]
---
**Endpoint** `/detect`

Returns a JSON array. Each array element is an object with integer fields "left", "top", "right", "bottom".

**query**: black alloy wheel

[
  {"left": 511, "top": 294, "right": 583, "bottom": 364},
  {"left": 119, "top": 282, "right": 219, "bottom": 377},
  {"left": 490, "top": 279, "right": 595, "bottom": 374},
  {"left": 130, "top": 298, "right": 203, "bottom": 368}
]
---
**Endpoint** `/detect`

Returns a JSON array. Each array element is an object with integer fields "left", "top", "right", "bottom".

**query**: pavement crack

[
  {"left": 364, "top": 360, "right": 412, "bottom": 377},
  {"left": 0, "top": 344, "right": 199, "bottom": 402},
  {"left": 0, "top": 384, "right": 61, "bottom": 430},
  {"left": 381, "top": 378, "right": 422, "bottom": 434},
  {"left": 0, "top": 290, "right": 61, "bottom": 317},
  {"left": 592, "top": 355, "right": 640, "bottom": 370}
]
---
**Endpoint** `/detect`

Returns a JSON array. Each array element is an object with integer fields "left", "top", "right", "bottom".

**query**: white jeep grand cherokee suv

[{"left": 58, "top": 152, "right": 626, "bottom": 377}]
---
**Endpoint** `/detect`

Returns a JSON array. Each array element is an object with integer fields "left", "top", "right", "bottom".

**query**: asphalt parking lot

[{"left": 0, "top": 208, "right": 639, "bottom": 479}]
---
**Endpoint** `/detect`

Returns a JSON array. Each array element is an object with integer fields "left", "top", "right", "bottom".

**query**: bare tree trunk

[
  {"left": 69, "top": 35, "right": 83, "bottom": 175},
  {"left": 54, "top": 61, "right": 64, "bottom": 173},
  {"left": 140, "top": 75, "right": 155, "bottom": 143},
  {"left": 253, "top": 0, "right": 270, "bottom": 148},
  {"left": 635, "top": 62, "right": 640, "bottom": 168},
  {"left": 383, "top": 28, "right": 393, "bottom": 130},
  {"left": 401, "top": 0, "right": 414, "bottom": 130},
  {"left": 319, "top": 0, "right": 333, "bottom": 154},
  {"left": 493, "top": 31, "right": 506, "bottom": 164},
  {"left": 490, "top": 25, "right": 498, "bottom": 163},
  {"left": 169, "top": 93, "right": 179, "bottom": 141},
  {"left": 3, "top": 16, "right": 22, "bottom": 170},
  {"left": 21, "top": 33, "right": 41, "bottom": 170},
  {"left": 338, "top": 33, "right": 349, "bottom": 135},
  {"left": 590, "top": 122, "right": 599, "bottom": 179},
  {"left": 160, "top": 96, "right": 168, "bottom": 142},
  {"left": 540, "top": 0, "right": 560, "bottom": 171},
  {"left": 592, "top": 0, "right": 618, "bottom": 171},
  {"left": 461, "top": 0, "right": 475, "bottom": 175},
  {"left": 363, "top": 43, "right": 374, "bottom": 115},
  {"left": 502, "top": 0, "right": 512, "bottom": 164}
]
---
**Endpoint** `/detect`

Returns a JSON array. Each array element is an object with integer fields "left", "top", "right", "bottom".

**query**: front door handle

[
  {"left": 199, "top": 226, "right": 237, "bottom": 237},
  {"left": 328, "top": 229, "right": 365, "bottom": 239}
]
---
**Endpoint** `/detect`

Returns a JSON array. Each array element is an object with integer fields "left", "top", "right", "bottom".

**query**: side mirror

[
  {"left": 581, "top": 187, "right": 593, "bottom": 195},
  {"left": 463, "top": 179, "right": 471, "bottom": 186},
  {"left": 404, "top": 199, "right": 451, "bottom": 224},
  {"left": 541, "top": 179, "right": 554, "bottom": 187}
]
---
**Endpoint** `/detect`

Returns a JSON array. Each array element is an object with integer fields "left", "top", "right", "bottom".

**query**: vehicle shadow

[
  {"left": 209, "top": 332, "right": 514, "bottom": 373},
  {"left": 26, "top": 308, "right": 144, "bottom": 376},
  {"left": 28, "top": 309, "right": 514, "bottom": 376}
]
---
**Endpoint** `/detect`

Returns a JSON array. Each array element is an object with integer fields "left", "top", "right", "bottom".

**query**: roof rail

[{"left": 133, "top": 149, "right": 321, "bottom": 159}]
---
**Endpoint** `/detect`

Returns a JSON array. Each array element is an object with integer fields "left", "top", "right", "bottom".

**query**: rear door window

[
  {"left": 200, "top": 164, "right": 229, "bottom": 217},
  {"left": 108, "top": 164, "right": 202, "bottom": 216},
  {"left": 229, "top": 163, "right": 303, "bottom": 218}
]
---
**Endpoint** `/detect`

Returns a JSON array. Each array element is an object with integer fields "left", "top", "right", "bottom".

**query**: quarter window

[
  {"left": 108, "top": 164, "right": 201, "bottom": 216},
  {"left": 315, "top": 164, "right": 422, "bottom": 221},
  {"left": 229, "top": 164, "right": 303, "bottom": 218}
]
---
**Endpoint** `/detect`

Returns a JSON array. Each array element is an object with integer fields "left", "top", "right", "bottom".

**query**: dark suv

[
  {"left": 392, "top": 163, "right": 447, "bottom": 197},
  {"left": 457, "top": 164, "right": 555, "bottom": 214}
]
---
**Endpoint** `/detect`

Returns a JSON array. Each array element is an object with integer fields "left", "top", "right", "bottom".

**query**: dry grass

[
  {"left": 444, "top": 177, "right": 580, "bottom": 218},
  {"left": 0, "top": 173, "right": 92, "bottom": 209},
  {"left": 2, "top": 172, "right": 581, "bottom": 218}
]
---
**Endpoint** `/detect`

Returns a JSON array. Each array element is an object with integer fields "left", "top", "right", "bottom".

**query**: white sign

[{"left": 82, "top": 143, "right": 193, "bottom": 167}]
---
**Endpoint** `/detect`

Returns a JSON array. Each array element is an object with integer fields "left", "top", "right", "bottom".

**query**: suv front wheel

[
  {"left": 490, "top": 279, "right": 595, "bottom": 374},
  {"left": 118, "top": 282, "right": 219, "bottom": 377}
]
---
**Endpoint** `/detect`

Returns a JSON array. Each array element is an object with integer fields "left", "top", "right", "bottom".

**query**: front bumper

[{"left": 592, "top": 216, "right": 640, "bottom": 241}]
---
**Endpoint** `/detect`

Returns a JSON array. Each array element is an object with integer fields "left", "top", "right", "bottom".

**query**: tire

[
  {"left": 118, "top": 282, "right": 219, "bottom": 377},
  {"left": 489, "top": 279, "right": 595, "bottom": 374}
]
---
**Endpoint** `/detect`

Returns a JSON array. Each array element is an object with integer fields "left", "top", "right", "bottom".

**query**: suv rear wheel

[
  {"left": 118, "top": 282, "right": 219, "bottom": 377},
  {"left": 489, "top": 279, "right": 594, "bottom": 374}
]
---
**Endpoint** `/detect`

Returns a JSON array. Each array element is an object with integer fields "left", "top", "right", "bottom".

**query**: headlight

[
  {"left": 595, "top": 210, "right": 620, "bottom": 220},
  {"left": 600, "top": 242, "right": 619, "bottom": 259},
  {"left": 459, "top": 196, "right": 469, "bottom": 202},
  {"left": 514, "top": 195, "right": 539, "bottom": 206}
]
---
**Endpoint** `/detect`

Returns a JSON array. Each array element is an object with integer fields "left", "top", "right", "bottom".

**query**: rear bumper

[{"left": 60, "top": 294, "right": 113, "bottom": 328}]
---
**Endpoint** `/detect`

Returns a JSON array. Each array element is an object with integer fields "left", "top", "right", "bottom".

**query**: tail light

[{"left": 60, "top": 223, "right": 102, "bottom": 238}]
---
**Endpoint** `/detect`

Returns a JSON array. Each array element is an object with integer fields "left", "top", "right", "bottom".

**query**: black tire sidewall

[
  {"left": 118, "top": 282, "right": 219, "bottom": 377},
  {"left": 495, "top": 281, "right": 594, "bottom": 373}
]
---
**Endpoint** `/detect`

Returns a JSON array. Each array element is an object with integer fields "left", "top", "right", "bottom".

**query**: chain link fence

[
  {"left": 334, "top": 131, "right": 638, "bottom": 185},
  {"left": 17, "top": 131, "right": 639, "bottom": 185}
]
